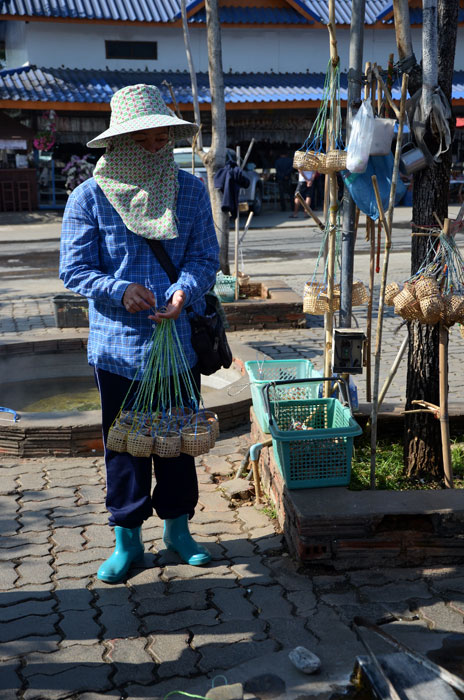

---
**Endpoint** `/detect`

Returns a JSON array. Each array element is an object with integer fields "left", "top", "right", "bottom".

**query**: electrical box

[{"left": 332, "top": 328, "right": 366, "bottom": 374}]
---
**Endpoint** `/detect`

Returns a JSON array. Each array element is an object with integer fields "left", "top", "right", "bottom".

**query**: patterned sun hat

[{"left": 87, "top": 84, "right": 198, "bottom": 148}]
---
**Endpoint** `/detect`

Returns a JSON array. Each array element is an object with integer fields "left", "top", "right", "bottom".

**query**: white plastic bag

[
  {"left": 346, "top": 100, "right": 375, "bottom": 173},
  {"left": 370, "top": 117, "right": 396, "bottom": 155}
]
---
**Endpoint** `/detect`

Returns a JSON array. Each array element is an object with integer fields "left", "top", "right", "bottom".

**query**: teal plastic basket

[
  {"left": 245, "top": 359, "right": 322, "bottom": 433},
  {"left": 264, "top": 378, "right": 362, "bottom": 489},
  {"left": 214, "top": 273, "right": 236, "bottom": 302}
]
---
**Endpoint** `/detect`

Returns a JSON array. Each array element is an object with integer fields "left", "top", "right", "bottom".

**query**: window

[{"left": 105, "top": 41, "right": 157, "bottom": 60}]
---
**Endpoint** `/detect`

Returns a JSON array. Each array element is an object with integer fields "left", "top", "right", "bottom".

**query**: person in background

[
  {"left": 274, "top": 152, "right": 294, "bottom": 212},
  {"left": 60, "top": 84, "right": 220, "bottom": 584},
  {"left": 291, "top": 168, "right": 316, "bottom": 218}
]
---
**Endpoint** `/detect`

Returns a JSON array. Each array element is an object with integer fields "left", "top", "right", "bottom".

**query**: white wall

[
  {"left": 5, "top": 20, "right": 464, "bottom": 74},
  {"left": 5, "top": 22, "right": 28, "bottom": 66}
]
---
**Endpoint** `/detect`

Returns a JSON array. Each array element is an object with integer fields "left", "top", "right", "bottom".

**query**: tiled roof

[
  {"left": 0, "top": 0, "right": 182, "bottom": 22},
  {"left": 189, "top": 6, "right": 314, "bottom": 24},
  {"left": 0, "top": 66, "right": 347, "bottom": 104},
  {"left": 4, "top": 65, "right": 464, "bottom": 107},
  {"left": 0, "top": 0, "right": 392, "bottom": 23}
]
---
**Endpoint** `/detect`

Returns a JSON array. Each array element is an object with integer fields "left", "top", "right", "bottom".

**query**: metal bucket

[{"left": 400, "top": 143, "right": 427, "bottom": 175}]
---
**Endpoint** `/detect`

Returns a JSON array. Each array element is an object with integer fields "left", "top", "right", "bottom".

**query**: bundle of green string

[
  {"left": 299, "top": 59, "right": 344, "bottom": 155},
  {"left": 408, "top": 229, "right": 464, "bottom": 293},
  {"left": 116, "top": 319, "right": 202, "bottom": 436}
]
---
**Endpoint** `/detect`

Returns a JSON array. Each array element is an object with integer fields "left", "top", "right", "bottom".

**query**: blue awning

[{"left": 2, "top": 65, "right": 464, "bottom": 107}]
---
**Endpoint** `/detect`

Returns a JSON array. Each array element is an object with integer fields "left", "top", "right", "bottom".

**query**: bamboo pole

[
  {"left": 323, "top": 0, "right": 339, "bottom": 394},
  {"left": 364, "top": 67, "right": 374, "bottom": 403},
  {"left": 369, "top": 73, "right": 408, "bottom": 489},
  {"left": 366, "top": 217, "right": 375, "bottom": 402},
  {"left": 440, "top": 217, "right": 453, "bottom": 489},
  {"left": 378, "top": 334, "right": 408, "bottom": 410}
]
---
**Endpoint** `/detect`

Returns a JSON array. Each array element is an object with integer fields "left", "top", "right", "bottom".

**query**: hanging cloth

[
  {"left": 93, "top": 134, "right": 179, "bottom": 240},
  {"left": 214, "top": 162, "right": 250, "bottom": 220},
  {"left": 406, "top": 87, "right": 452, "bottom": 166}
]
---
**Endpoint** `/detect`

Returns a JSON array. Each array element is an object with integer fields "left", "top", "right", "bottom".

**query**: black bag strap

[{"left": 145, "top": 238, "right": 194, "bottom": 313}]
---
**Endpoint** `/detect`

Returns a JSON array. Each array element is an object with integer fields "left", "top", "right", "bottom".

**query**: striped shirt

[{"left": 60, "top": 170, "right": 220, "bottom": 380}]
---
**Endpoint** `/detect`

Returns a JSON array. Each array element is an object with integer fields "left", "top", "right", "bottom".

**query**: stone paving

[{"left": 3, "top": 434, "right": 464, "bottom": 699}]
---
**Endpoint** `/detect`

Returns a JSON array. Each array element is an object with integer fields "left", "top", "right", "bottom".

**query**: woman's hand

[
  {"left": 122, "top": 283, "right": 157, "bottom": 313},
  {"left": 149, "top": 290, "right": 186, "bottom": 323}
]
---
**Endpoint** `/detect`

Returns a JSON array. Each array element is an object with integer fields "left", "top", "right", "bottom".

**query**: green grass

[{"left": 349, "top": 437, "right": 464, "bottom": 490}]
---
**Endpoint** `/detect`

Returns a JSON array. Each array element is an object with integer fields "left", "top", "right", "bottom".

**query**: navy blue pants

[{"left": 95, "top": 366, "right": 200, "bottom": 528}]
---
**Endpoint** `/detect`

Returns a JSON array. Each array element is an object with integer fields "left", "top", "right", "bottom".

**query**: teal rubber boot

[
  {"left": 97, "top": 526, "right": 144, "bottom": 583},
  {"left": 163, "top": 514, "right": 211, "bottom": 566}
]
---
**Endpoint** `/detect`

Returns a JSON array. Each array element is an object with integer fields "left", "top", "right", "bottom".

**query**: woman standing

[{"left": 60, "top": 84, "right": 219, "bottom": 583}]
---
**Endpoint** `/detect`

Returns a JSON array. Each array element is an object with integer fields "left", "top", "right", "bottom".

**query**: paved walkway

[
  {"left": 4, "top": 447, "right": 464, "bottom": 700},
  {"left": 2, "top": 208, "right": 464, "bottom": 699}
]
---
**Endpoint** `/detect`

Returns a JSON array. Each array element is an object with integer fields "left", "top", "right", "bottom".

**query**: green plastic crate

[
  {"left": 245, "top": 359, "right": 322, "bottom": 433},
  {"left": 265, "top": 386, "right": 362, "bottom": 489}
]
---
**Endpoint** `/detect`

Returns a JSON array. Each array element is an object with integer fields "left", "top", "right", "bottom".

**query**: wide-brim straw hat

[{"left": 87, "top": 84, "right": 198, "bottom": 148}]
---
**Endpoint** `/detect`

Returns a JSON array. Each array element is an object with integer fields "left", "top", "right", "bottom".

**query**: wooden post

[
  {"left": 366, "top": 217, "right": 375, "bottom": 402},
  {"left": 369, "top": 73, "right": 408, "bottom": 489},
  {"left": 440, "top": 218, "right": 453, "bottom": 488}
]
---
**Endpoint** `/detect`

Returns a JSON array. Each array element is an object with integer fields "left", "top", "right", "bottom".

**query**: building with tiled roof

[{"left": 1, "top": 0, "right": 464, "bottom": 207}]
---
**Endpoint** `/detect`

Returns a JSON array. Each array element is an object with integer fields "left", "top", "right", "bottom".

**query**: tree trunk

[
  {"left": 404, "top": 0, "right": 458, "bottom": 478},
  {"left": 204, "top": 0, "right": 230, "bottom": 273},
  {"left": 181, "top": 0, "right": 203, "bottom": 150}
]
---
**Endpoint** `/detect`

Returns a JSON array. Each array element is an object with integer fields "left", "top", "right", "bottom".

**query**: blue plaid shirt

[{"left": 60, "top": 170, "right": 220, "bottom": 380}]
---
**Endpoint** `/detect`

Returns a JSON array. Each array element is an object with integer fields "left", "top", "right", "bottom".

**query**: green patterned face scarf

[{"left": 93, "top": 133, "right": 179, "bottom": 240}]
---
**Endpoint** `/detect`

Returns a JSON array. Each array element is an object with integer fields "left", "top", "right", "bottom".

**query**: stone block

[
  {"left": 59, "top": 609, "right": 101, "bottom": 645},
  {"left": 148, "top": 631, "right": 199, "bottom": 678},
  {"left": 15, "top": 557, "right": 54, "bottom": 587},
  {"left": 143, "top": 608, "right": 218, "bottom": 634},
  {"left": 106, "top": 637, "right": 156, "bottom": 686},
  {"left": 213, "top": 587, "right": 255, "bottom": 621},
  {"left": 229, "top": 558, "right": 273, "bottom": 586},
  {"left": 98, "top": 604, "right": 141, "bottom": 639}
]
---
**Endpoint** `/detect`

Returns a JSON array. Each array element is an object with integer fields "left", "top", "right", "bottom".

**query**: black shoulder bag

[{"left": 145, "top": 239, "right": 233, "bottom": 376}]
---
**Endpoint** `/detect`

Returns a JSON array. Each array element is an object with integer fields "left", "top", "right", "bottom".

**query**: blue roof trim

[
  {"left": 3, "top": 65, "right": 464, "bottom": 105},
  {"left": 190, "top": 6, "right": 314, "bottom": 24}
]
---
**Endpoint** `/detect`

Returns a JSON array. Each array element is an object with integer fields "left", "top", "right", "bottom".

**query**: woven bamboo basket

[
  {"left": 181, "top": 424, "right": 211, "bottom": 457},
  {"left": 120, "top": 410, "right": 140, "bottom": 426},
  {"left": 293, "top": 150, "right": 326, "bottom": 172},
  {"left": 324, "top": 149, "right": 347, "bottom": 172},
  {"left": 419, "top": 296, "right": 443, "bottom": 325},
  {"left": 415, "top": 276, "right": 439, "bottom": 300},
  {"left": 153, "top": 430, "right": 181, "bottom": 458},
  {"left": 385, "top": 282, "right": 401, "bottom": 306},
  {"left": 194, "top": 410, "right": 220, "bottom": 441},
  {"left": 398, "top": 299, "right": 422, "bottom": 321},
  {"left": 192, "top": 421, "right": 216, "bottom": 449},
  {"left": 448, "top": 295, "right": 464, "bottom": 324},
  {"left": 303, "top": 282, "right": 341, "bottom": 314},
  {"left": 351, "top": 281, "right": 369, "bottom": 306},
  {"left": 393, "top": 286, "right": 416, "bottom": 316},
  {"left": 127, "top": 431, "right": 154, "bottom": 458},
  {"left": 168, "top": 406, "right": 194, "bottom": 428},
  {"left": 440, "top": 295, "right": 462, "bottom": 326},
  {"left": 107, "top": 424, "right": 128, "bottom": 453}
]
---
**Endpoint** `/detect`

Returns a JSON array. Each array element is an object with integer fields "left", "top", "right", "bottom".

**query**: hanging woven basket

[
  {"left": 415, "top": 276, "right": 439, "bottom": 301},
  {"left": 419, "top": 296, "right": 443, "bottom": 325},
  {"left": 181, "top": 424, "right": 211, "bottom": 457},
  {"left": 127, "top": 431, "right": 154, "bottom": 458},
  {"left": 324, "top": 149, "right": 347, "bottom": 173},
  {"left": 394, "top": 286, "right": 418, "bottom": 319},
  {"left": 168, "top": 406, "right": 194, "bottom": 429},
  {"left": 385, "top": 282, "right": 401, "bottom": 306},
  {"left": 195, "top": 410, "right": 220, "bottom": 441},
  {"left": 293, "top": 150, "right": 327, "bottom": 173},
  {"left": 153, "top": 430, "right": 181, "bottom": 458},
  {"left": 107, "top": 424, "right": 128, "bottom": 453},
  {"left": 303, "top": 282, "right": 340, "bottom": 315},
  {"left": 351, "top": 281, "right": 369, "bottom": 306}
]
